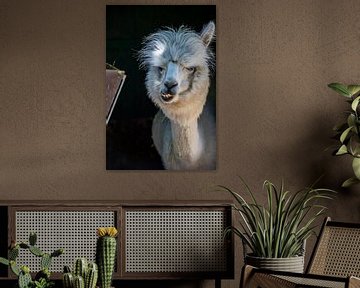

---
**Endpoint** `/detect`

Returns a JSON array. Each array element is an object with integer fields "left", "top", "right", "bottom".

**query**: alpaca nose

[{"left": 164, "top": 80, "right": 178, "bottom": 90}]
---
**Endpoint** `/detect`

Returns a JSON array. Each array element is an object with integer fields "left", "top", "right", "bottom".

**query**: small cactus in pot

[
  {"left": 85, "top": 262, "right": 98, "bottom": 288},
  {"left": 62, "top": 259, "right": 98, "bottom": 288},
  {"left": 96, "top": 227, "right": 118, "bottom": 288}
]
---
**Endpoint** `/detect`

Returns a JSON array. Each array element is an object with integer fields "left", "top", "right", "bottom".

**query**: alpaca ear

[{"left": 200, "top": 21, "right": 215, "bottom": 47}]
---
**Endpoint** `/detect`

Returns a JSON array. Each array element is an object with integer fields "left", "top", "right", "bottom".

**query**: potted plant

[
  {"left": 328, "top": 82, "right": 360, "bottom": 187},
  {"left": 62, "top": 227, "right": 118, "bottom": 288},
  {"left": 96, "top": 227, "right": 118, "bottom": 288},
  {"left": 0, "top": 232, "right": 63, "bottom": 288},
  {"left": 220, "top": 179, "right": 334, "bottom": 273},
  {"left": 62, "top": 258, "right": 98, "bottom": 288}
]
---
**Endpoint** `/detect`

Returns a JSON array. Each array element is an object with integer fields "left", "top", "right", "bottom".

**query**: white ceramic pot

[{"left": 245, "top": 254, "right": 305, "bottom": 273}]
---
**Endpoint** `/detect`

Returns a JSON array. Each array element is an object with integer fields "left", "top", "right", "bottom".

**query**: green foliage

[
  {"left": 329, "top": 82, "right": 360, "bottom": 187},
  {"left": 0, "top": 232, "right": 64, "bottom": 288},
  {"left": 221, "top": 178, "right": 335, "bottom": 258},
  {"left": 0, "top": 257, "right": 9, "bottom": 266},
  {"left": 32, "top": 278, "right": 54, "bottom": 288},
  {"left": 35, "top": 268, "right": 50, "bottom": 282}
]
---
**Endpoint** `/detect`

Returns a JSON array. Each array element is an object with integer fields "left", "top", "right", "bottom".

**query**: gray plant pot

[{"left": 245, "top": 254, "right": 305, "bottom": 273}]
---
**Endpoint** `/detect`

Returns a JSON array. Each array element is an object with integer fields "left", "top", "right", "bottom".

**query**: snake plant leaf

[
  {"left": 347, "top": 85, "right": 360, "bottom": 96},
  {"left": 328, "top": 83, "right": 351, "bottom": 97},
  {"left": 342, "top": 177, "right": 360, "bottom": 188},
  {"left": 340, "top": 126, "right": 353, "bottom": 143},
  {"left": 351, "top": 96, "right": 360, "bottom": 111},
  {"left": 223, "top": 179, "right": 335, "bottom": 258},
  {"left": 336, "top": 144, "right": 348, "bottom": 155}
]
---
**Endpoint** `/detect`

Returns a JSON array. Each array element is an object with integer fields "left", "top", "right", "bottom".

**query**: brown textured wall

[{"left": 1, "top": 0, "right": 360, "bottom": 287}]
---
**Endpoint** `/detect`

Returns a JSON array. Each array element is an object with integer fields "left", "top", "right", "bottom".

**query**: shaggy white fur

[{"left": 139, "top": 22, "right": 216, "bottom": 170}]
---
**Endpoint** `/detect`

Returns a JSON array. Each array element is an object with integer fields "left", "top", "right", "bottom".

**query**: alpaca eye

[
  {"left": 158, "top": 66, "right": 165, "bottom": 74},
  {"left": 185, "top": 67, "right": 196, "bottom": 73}
]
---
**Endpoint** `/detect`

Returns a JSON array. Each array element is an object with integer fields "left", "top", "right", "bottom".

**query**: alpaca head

[{"left": 139, "top": 22, "right": 215, "bottom": 123}]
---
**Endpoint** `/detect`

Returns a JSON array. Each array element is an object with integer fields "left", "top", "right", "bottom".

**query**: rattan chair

[{"left": 241, "top": 217, "right": 360, "bottom": 288}]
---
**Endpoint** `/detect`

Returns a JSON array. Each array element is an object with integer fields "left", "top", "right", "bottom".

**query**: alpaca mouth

[{"left": 160, "top": 93, "right": 175, "bottom": 103}]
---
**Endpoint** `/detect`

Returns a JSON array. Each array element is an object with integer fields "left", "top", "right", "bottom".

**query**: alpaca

[{"left": 139, "top": 22, "right": 216, "bottom": 170}]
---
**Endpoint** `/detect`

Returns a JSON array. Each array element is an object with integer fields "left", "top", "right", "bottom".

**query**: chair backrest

[{"left": 307, "top": 217, "right": 360, "bottom": 277}]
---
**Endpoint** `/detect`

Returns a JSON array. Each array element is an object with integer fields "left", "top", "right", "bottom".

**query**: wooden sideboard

[{"left": 0, "top": 201, "right": 234, "bottom": 288}]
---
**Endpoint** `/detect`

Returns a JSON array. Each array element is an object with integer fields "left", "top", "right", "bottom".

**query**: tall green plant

[
  {"left": 221, "top": 179, "right": 334, "bottom": 258},
  {"left": 96, "top": 227, "right": 117, "bottom": 288},
  {"left": 328, "top": 82, "right": 360, "bottom": 187}
]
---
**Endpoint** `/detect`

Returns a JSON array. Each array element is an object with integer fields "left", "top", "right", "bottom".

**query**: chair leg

[
  {"left": 349, "top": 276, "right": 360, "bottom": 288},
  {"left": 240, "top": 265, "right": 255, "bottom": 288},
  {"left": 240, "top": 265, "right": 296, "bottom": 288}
]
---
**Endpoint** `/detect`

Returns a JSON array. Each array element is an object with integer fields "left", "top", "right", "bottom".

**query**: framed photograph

[{"left": 106, "top": 5, "right": 216, "bottom": 170}]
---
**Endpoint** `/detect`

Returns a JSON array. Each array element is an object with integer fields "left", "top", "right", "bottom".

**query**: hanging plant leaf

[
  {"left": 347, "top": 114, "right": 356, "bottom": 128},
  {"left": 342, "top": 177, "right": 360, "bottom": 188},
  {"left": 347, "top": 85, "right": 360, "bottom": 97},
  {"left": 340, "top": 126, "right": 353, "bottom": 143},
  {"left": 349, "top": 135, "right": 360, "bottom": 157},
  {"left": 336, "top": 145, "right": 348, "bottom": 155},
  {"left": 328, "top": 83, "right": 351, "bottom": 97},
  {"left": 352, "top": 157, "right": 360, "bottom": 179},
  {"left": 351, "top": 96, "right": 360, "bottom": 111}
]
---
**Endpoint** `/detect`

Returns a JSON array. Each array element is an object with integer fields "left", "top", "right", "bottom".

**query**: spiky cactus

[
  {"left": 0, "top": 232, "right": 63, "bottom": 288},
  {"left": 63, "top": 273, "right": 74, "bottom": 288},
  {"left": 63, "top": 260, "right": 98, "bottom": 288},
  {"left": 96, "top": 227, "right": 118, "bottom": 288},
  {"left": 85, "top": 262, "right": 98, "bottom": 288},
  {"left": 74, "top": 258, "right": 88, "bottom": 279},
  {"left": 73, "top": 275, "right": 85, "bottom": 288}
]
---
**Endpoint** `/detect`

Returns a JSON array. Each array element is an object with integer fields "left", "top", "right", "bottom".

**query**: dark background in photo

[{"left": 106, "top": 5, "right": 216, "bottom": 170}]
